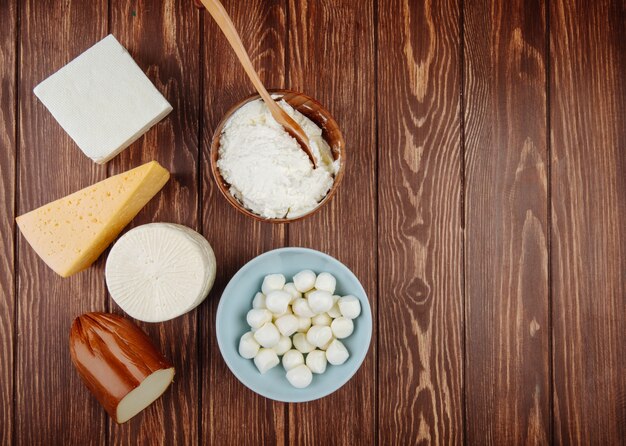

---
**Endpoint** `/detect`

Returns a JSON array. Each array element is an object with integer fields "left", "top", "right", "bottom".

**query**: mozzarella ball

[
  {"left": 306, "top": 325, "right": 333, "bottom": 348},
  {"left": 327, "top": 295, "right": 342, "bottom": 318},
  {"left": 331, "top": 317, "right": 354, "bottom": 339},
  {"left": 252, "top": 292, "right": 266, "bottom": 309},
  {"left": 261, "top": 274, "right": 286, "bottom": 295},
  {"left": 304, "top": 289, "right": 316, "bottom": 299},
  {"left": 266, "top": 290, "right": 292, "bottom": 314},
  {"left": 293, "top": 270, "right": 316, "bottom": 293},
  {"left": 253, "top": 322, "right": 280, "bottom": 348},
  {"left": 282, "top": 349, "right": 304, "bottom": 371},
  {"left": 272, "top": 335, "right": 292, "bottom": 355},
  {"left": 272, "top": 305, "right": 293, "bottom": 321},
  {"left": 283, "top": 282, "right": 302, "bottom": 302},
  {"left": 238, "top": 332, "right": 260, "bottom": 359},
  {"left": 326, "top": 339, "right": 350, "bottom": 365},
  {"left": 338, "top": 295, "right": 362, "bottom": 319},
  {"left": 307, "top": 290, "right": 334, "bottom": 314},
  {"left": 292, "top": 298, "right": 316, "bottom": 317},
  {"left": 293, "top": 332, "right": 315, "bottom": 353},
  {"left": 314, "top": 272, "right": 337, "bottom": 294},
  {"left": 306, "top": 350, "right": 328, "bottom": 374},
  {"left": 296, "top": 317, "right": 312, "bottom": 333},
  {"left": 275, "top": 314, "right": 299, "bottom": 337},
  {"left": 254, "top": 348, "right": 280, "bottom": 374},
  {"left": 286, "top": 364, "right": 313, "bottom": 388},
  {"left": 246, "top": 309, "right": 272, "bottom": 329},
  {"left": 320, "top": 337, "right": 334, "bottom": 351},
  {"left": 312, "top": 313, "right": 332, "bottom": 326}
]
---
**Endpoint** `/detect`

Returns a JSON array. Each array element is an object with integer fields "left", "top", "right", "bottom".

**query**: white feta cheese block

[
  {"left": 105, "top": 223, "right": 216, "bottom": 322},
  {"left": 33, "top": 34, "right": 172, "bottom": 164}
]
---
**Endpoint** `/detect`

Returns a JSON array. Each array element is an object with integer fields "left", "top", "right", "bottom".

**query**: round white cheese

[{"left": 105, "top": 223, "right": 216, "bottom": 322}]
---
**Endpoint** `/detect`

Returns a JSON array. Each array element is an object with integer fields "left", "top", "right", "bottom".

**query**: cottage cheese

[{"left": 217, "top": 98, "right": 338, "bottom": 219}]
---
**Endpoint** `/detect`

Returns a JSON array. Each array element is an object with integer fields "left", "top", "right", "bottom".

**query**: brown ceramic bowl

[{"left": 210, "top": 89, "right": 346, "bottom": 224}]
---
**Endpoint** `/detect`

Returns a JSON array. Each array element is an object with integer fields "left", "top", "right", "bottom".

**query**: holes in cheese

[
  {"left": 69, "top": 312, "right": 175, "bottom": 424},
  {"left": 15, "top": 161, "right": 169, "bottom": 277},
  {"left": 105, "top": 223, "right": 216, "bottom": 322}
]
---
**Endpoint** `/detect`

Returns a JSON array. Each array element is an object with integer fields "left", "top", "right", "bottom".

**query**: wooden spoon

[{"left": 197, "top": 0, "right": 317, "bottom": 167}]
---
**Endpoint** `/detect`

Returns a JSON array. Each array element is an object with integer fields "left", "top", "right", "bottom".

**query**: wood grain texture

[
  {"left": 200, "top": 1, "right": 287, "bottom": 444},
  {"left": 0, "top": 0, "right": 16, "bottom": 443},
  {"left": 464, "top": 0, "right": 550, "bottom": 443},
  {"left": 377, "top": 0, "right": 464, "bottom": 443},
  {"left": 4, "top": 1, "right": 626, "bottom": 443},
  {"left": 285, "top": 1, "right": 376, "bottom": 444},
  {"left": 107, "top": 0, "right": 201, "bottom": 444},
  {"left": 16, "top": 1, "right": 109, "bottom": 444},
  {"left": 550, "top": 0, "right": 626, "bottom": 443}
]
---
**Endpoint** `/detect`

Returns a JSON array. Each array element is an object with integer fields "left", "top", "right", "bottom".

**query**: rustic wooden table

[{"left": 1, "top": 0, "right": 624, "bottom": 444}]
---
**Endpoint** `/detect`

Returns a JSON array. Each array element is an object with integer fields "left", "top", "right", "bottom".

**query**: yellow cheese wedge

[{"left": 16, "top": 161, "right": 170, "bottom": 277}]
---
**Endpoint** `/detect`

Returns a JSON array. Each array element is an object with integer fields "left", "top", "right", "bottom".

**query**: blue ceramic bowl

[{"left": 215, "top": 247, "right": 372, "bottom": 402}]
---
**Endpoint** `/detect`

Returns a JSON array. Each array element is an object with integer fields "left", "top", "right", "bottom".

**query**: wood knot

[{"left": 530, "top": 318, "right": 540, "bottom": 337}]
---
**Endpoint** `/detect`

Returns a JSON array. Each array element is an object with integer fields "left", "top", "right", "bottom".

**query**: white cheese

[
  {"left": 105, "top": 223, "right": 216, "bottom": 322},
  {"left": 217, "top": 98, "right": 338, "bottom": 219},
  {"left": 285, "top": 364, "right": 313, "bottom": 388},
  {"left": 33, "top": 34, "right": 172, "bottom": 164}
]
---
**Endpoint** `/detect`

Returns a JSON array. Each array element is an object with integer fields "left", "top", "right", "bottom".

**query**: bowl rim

[
  {"left": 215, "top": 247, "right": 372, "bottom": 403},
  {"left": 209, "top": 89, "right": 346, "bottom": 224}
]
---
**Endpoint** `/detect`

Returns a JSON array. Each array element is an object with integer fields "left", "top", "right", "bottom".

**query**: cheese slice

[{"left": 16, "top": 161, "right": 170, "bottom": 277}]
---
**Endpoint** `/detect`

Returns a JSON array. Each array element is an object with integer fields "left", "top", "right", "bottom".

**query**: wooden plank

[
  {"left": 0, "top": 0, "right": 16, "bottom": 443},
  {"left": 16, "top": 1, "right": 109, "bottom": 444},
  {"left": 285, "top": 1, "right": 376, "bottom": 444},
  {"left": 107, "top": 0, "right": 201, "bottom": 444},
  {"left": 377, "top": 0, "right": 464, "bottom": 443},
  {"left": 464, "top": 0, "right": 550, "bottom": 443},
  {"left": 200, "top": 1, "right": 287, "bottom": 444},
  {"left": 550, "top": 0, "right": 626, "bottom": 443}
]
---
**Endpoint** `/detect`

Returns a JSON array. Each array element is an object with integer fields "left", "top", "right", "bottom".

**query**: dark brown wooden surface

[
  {"left": 550, "top": 0, "right": 626, "bottom": 444},
  {"left": 0, "top": 1, "right": 16, "bottom": 444},
  {"left": 1, "top": 0, "right": 625, "bottom": 445},
  {"left": 378, "top": 0, "right": 464, "bottom": 443},
  {"left": 286, "top": 1, "right": 376, "bottom": 444},
  {"left": 464, "top": 0, "right": 551, "bottom": 443},
  {"left": 107, "top": 1, "right": 201, "bottom": 444},
  {"left": 16, "top": 2, "right": 108, "bottom": 445},
  {"left": 201, "top": 1, "right": 286, "bottom": 444}
]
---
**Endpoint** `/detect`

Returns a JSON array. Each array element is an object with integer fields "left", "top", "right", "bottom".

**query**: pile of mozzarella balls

[{"left": 238, "top": 270, "right": 361, "bottom": 388}]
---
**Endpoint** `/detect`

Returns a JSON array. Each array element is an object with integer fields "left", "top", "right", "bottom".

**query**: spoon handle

[
  {"left": 198, "top": 0, "right": 317, "bottom": 167},
  {"left": 198, "top": 0, "right": 273, "bottom": 104}
]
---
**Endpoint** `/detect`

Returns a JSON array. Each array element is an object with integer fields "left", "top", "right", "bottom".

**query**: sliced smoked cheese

[
  {"left": 16, "top": 161, "right": 169, "bottom": 277},
  {"left": 105, "top": 223, "right": 216, "bottom": 322},
  {"left": 69, "top": 312, "right": 175, "bottom": 424}
]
